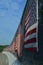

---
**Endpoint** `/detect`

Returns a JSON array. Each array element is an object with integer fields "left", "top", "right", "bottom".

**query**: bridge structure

[{"left": 4, "top": 0, "right": 43, "bottom": 64}]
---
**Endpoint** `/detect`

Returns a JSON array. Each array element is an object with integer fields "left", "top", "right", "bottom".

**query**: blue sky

[{"left": 0, "top": 0, "right": 26, "bottom": 45}]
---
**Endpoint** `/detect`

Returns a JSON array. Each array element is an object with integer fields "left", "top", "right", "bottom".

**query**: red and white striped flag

[
  {"left": 24, "top": 23, "right": 38, "bottom": 52},
  {"left": 25, "top": 10, "right": 31, "bottom": 31},
  {"left": 24, "top": 1, "right": 38, "bottom": 52},
  {"left": 17, "top": 24, "right": 22, "bottom": 57}
]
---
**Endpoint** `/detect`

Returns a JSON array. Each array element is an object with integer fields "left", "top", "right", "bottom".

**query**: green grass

[{"left": 0, "top": 45, "right": 8, "bottom": 52}]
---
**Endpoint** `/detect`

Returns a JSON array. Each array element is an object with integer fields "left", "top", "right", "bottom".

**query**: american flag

[
  {"left": 24, "top": 1, "right": 38, "bottom": 52},
  {"left": 17, "top": 24, "right": 22, "bottom": 57}
]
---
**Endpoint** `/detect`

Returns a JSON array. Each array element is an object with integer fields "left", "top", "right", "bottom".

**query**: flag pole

[{"left": 36, "top": 0, "right": 38, "bottom": 52}]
